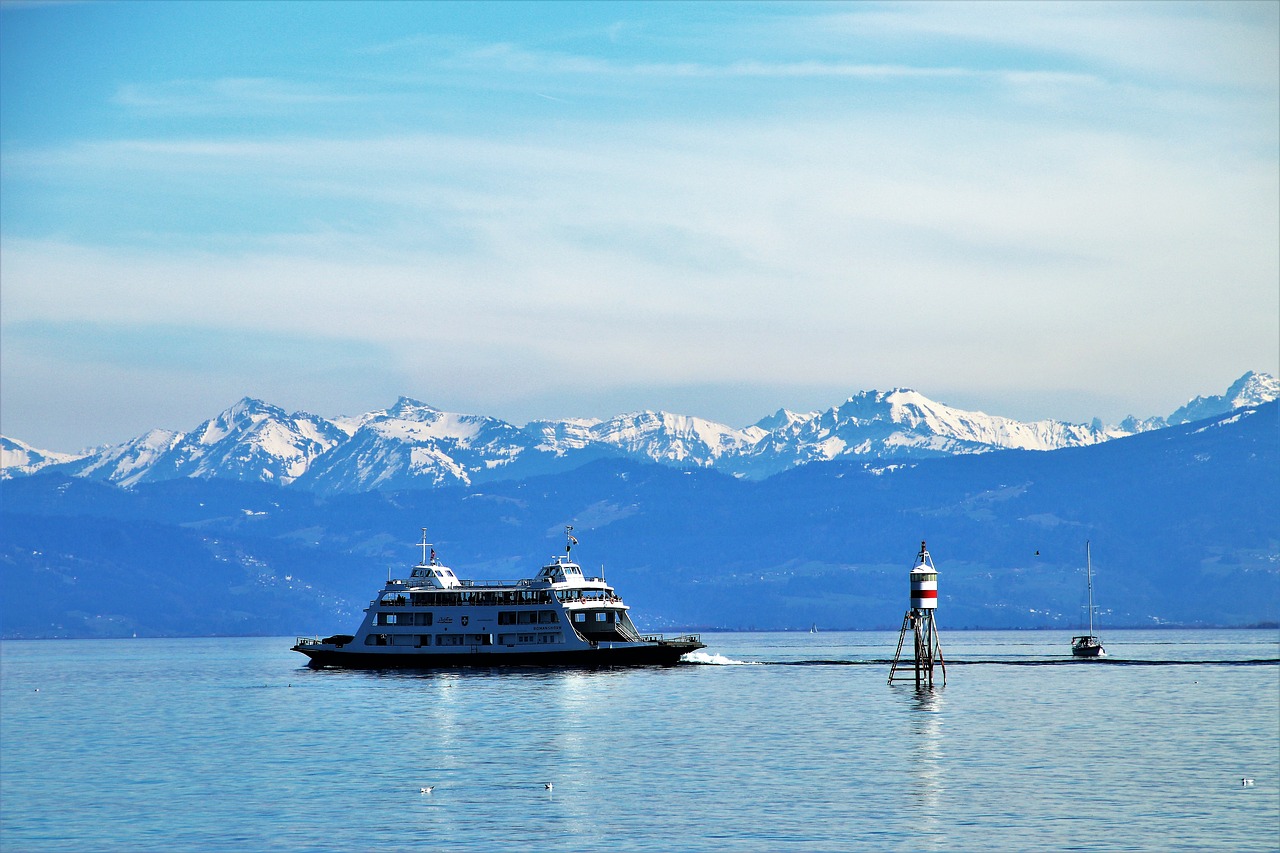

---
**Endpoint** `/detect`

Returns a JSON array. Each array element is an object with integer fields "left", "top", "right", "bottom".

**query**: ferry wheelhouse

[{"left": 293, "top": 528, "right": 704, "bottom": 668}]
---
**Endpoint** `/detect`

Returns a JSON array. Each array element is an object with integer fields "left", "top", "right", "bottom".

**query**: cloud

[
  {"left": 112, "top": 77, "right": 364, "bottom": 116},
  {"left": 2, "top": 108, "right": 1273, "bottom": 432},
  {"left": 802, "top": 1, "right": 1280, "bottom": 91},
  {"left": 4, "top": 319, "right": 391, "bottom": 374},
  {"left": 1, "top": 1, "right": 1275, "bottom": 448}
]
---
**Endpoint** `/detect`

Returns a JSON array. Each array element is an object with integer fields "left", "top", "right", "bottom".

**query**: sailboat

[{"left": 1071, "top": 541, "right": 1105, "bottom": 658}]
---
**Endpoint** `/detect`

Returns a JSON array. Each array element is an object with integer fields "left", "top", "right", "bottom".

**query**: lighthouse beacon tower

[
  {"left": 889, "top": 541, "right": 946, "bottom": 686},
  {"left": 910, "top": 544, "right": 939, "bottom": 610}
]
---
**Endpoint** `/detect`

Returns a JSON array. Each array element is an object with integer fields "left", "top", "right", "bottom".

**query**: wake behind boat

[{"left": 293, "top": 528, "right": 705, "bottom": 669}]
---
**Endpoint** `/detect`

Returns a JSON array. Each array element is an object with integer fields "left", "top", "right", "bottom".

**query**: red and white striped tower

[{"left": 890, "top": 541, "right": 946, "bottom": 686}]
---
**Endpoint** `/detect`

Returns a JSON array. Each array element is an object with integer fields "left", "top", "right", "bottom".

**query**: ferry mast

[{"left": 889, "top": 541, "right": 947, "bottom": 687}]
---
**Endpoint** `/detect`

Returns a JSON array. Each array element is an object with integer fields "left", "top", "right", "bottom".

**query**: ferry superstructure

[{"left": 293, "top": 528, "right": 704, "bottom": 668}]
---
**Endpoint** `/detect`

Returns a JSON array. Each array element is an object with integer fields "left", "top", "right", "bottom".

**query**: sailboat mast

[{"left": 1086, "top": 540, "right": 1094, "bottom": 635}]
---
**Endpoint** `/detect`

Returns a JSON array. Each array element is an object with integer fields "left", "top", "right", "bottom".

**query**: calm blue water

[{"left": 2, "top": 630, "right": 1277, "bottom": 852}]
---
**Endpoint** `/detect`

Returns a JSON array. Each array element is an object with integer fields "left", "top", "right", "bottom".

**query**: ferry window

[
  {"left": 436, "top": 634, "right": 463, "bottom": 646},
  {"left": 518, "top": 633, "right": 536, "bottom": 644},
  {"left": 537, "top": 633, "right": 561, "bottom": 644},
  {"left": 538, "top": 610, "right": 558, "bottom": 624},
  {"left": 518, "top": 612, "right": 537, "bottom": 625},
  {"left": 499, "top": 612, "right": 516, "bottom": 625},
  {"left": 574, "top": 613, "right": 586, "bottom": 623},
  {"left": 595, "top": 612, "right": 609, "bottom": 622},
  {"left": 414, "top": 612, "right": 433, "bottom": 626}
]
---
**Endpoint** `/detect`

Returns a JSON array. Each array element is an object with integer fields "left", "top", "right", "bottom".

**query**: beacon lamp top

[{"left": 909, "top": 540, "right": 939, "bottom": 610}]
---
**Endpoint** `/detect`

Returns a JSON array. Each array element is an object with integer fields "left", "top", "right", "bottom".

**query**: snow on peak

[
  {"left": 198, "top": 397, "right": 284, "bottom": 445},
  {"left": 1167, "top": 371, "right": 1279, "bottom": 426},
  {"left": 1224, "top": 371, "right": 1278, "bottom": 408},
  {"left": 9, "top": 371, "right": 1271, "bottom": 492},
  {"left": 385, "top": 397, "right": 441, "bottom": 418},
  {"left": 752, "top": 408, "right": 815, "bottom": 432},
  {"left": 589, "top": 409, "right": 761, "bottom": 464},
  {"left": 1, "top": 436, "right": 80, "bottom": 478}
]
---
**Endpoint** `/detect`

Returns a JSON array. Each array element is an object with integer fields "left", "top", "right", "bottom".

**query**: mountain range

[
  {"left": 3, "top": 399, "right": 1276, "bottom": 637},
  {"left": 4, "top": 371, "right": 1275, "bottom": 492}
]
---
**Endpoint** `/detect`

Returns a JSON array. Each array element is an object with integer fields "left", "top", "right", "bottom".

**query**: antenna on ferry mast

[{"left": 565, "top": 525, "right": 578, "bottom": 556}]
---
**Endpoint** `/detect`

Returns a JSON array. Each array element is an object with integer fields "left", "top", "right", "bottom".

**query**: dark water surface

[{"left": 2, "top": 629, "right": 1276, "bottom": 851}]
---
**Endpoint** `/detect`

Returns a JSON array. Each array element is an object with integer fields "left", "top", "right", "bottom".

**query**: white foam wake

[{"left": 683, "top": 650, "right": 757, "bottom": 666}]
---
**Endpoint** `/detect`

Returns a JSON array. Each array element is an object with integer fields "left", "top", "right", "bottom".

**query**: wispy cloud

[
  {"left": 113, "top": 77, "right": 367, "bottom": 116},
  {"left": 5, "top": 319, "right": 391, "bottom": 374}
]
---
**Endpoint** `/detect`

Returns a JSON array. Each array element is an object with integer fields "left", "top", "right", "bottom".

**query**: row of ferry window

[
  {"left": 498, "top": 610, "right": 559, "bottom": 625},
  {"left": 377, "top": 610, "right": 561, "bottom": 626},
  {"left": 364, "top": 633, "right": 563, "bottom": 647},
  {"left": 376, "top": 609, "right": 618, "bottom": 627}
]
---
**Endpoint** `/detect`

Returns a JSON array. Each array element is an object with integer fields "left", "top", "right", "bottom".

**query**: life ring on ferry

[{"left": 461, "top": 616, "right": 469, "bottom": 627}]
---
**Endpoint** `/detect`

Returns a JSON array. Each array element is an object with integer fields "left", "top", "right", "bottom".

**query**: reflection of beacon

[{"left": 890, "top": 541, "right": 947, "bottom": 687}]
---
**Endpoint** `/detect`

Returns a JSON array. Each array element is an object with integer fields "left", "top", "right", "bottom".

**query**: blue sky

[{"left": 2, "top": 1, "right": 1277, "bottom": 451}]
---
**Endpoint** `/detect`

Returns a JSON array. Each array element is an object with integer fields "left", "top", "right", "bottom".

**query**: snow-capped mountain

[
  {"left": 587, "top": 410, "right": 766, "bottom": 469},
  {"left": 4, "top": 372, "right": 1275, "bottom": 491},
  {"left": 1166, "top": 371, "right": 1279, "bottom": 426},
  {"left": 53, "top": 398, "right": 346, "bottom": 487},
  {"left": 298, "top": 397, "right": 530, "bottom": 493},
  {"left": 0, "top": 436, "right": 80, "bottom": 477},
  {"left": 56, "top": 428, "right": 183, "bottom": 487},
  {"left": 734, "top": 388, "right": 1110, "bottom": 478}
]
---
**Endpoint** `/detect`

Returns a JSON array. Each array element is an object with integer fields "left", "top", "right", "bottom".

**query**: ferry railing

[
  {"left": 640, "top": 633, "right": 701, "bottom": 644},
  {"left": 376, "top": 590, "right": 622, "bottom": 606},
  {"left": 387, "top": 576, "right": 610, "bottom": 589}
]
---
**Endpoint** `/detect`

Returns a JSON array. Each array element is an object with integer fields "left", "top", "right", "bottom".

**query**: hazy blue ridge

[{"left": 1, "top": 402, "right": 1275, "bottom": 638}]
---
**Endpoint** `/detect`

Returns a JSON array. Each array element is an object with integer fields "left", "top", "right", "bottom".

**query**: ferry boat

[{"left": 293, "top": 528, "right": 705, "bottom": 669}]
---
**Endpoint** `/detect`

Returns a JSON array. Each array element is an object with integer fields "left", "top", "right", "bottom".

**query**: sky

[{"left": 1, "top": 1, "right": 1277, "bottom": 452}]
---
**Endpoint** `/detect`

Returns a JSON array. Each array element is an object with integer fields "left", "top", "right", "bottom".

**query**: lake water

[{"left": 2, "top": 629, "right": 1277, "bottom": 852}]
